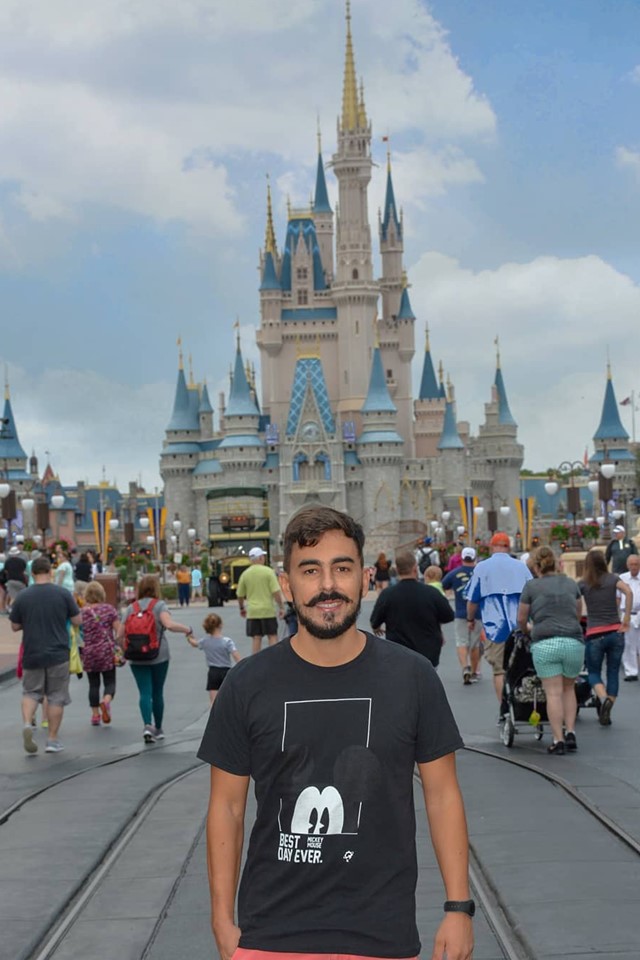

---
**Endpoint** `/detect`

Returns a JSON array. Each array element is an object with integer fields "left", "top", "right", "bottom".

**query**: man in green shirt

[{"left": 236, "top": 548, "right": 285, "bottom": 654}]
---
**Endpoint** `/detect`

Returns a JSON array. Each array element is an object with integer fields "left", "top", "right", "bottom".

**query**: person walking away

[
  {"left": 176, "top": 564, "right": 191, "bottom": 607},
  {"left": 579, "top": 549, "right": 632, "bottom": 726},
  {"left": 424, "top": 564, "right": 445, "bottom": 594},
  {"left": 446, "top": 541, "right": 465, "bottom": 573},
  {"left": 198, "top": 506, "right": 474, "bottom": 960},
  {"left": 74, "top": 552, "right": 93, "bottom": 583},
  {"left": 236, "top": 547, "right": 285, "bottom": 654},
  {"left": 122, "top": 575, "right": 195, "bottom": 743},
  {"left": 370, "top": 550, "right": 454, "bottom": 668},
  {"left": 187, "top": 613, "right": 242, "bottom": 703},
  {"left": 373, "top": 551, "right": 391, "bottom": 591},
  {"left": 605, "top": 525, "right": 638, "bottom": 574},
  {"left": 54, "top": 545, "right": 75, "bottom": 593},
  {"left": 517, "top": 546, "right": 585, "bottom": 754},
  {"left": 619, "top": 554, "right": 640, "bottom": 681},
  {"left": 417, "top": 536, "right": 440, "bottom": 576},
  {"left": 443, "top": 547, "right": 483, "bottom": 685},
  {"left": 10, "top": 556, "right": 81, "bottom": 754},
  {"left": 4, "top": 545, "right": 28, "bottom": 611},
  {"left": 191, "top": 564, "right": 203, "bottom": 600},
  {"left": 80, "top": 581, "right": 121, "bottom": 726},
  {"left": 465, "top": 532, "right": 532, "bottom": 715}
]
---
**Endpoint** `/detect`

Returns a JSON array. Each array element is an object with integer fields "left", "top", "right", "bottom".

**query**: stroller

[{"left": 500, "top": 631, "right": 549, "bottom": 747}]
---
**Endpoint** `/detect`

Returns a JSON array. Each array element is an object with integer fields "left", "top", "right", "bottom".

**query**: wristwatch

[{"left": 444, "top": 900, "right": 476, "bottom": 917}]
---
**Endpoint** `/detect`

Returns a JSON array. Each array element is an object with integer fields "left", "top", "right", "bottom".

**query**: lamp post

[
  {"left": 545, "top": 461, "right": 587, "bottom": 549},
  {"left": 599, "top": 462, "right": 616, "bottom": 542},
  {"left": 187, "top": 526, "right": 196, "bottom": 561},
  {"left": 172, "top": 518, "right": 182, "bottom": 558}
]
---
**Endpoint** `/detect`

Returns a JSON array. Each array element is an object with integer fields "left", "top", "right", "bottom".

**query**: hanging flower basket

[{"left": 550, "top": 524, "right": 570, "bottom": 541}]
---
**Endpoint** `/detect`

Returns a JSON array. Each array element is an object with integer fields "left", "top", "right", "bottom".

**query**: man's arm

[
  {"left": 605, "top": 541, "right": 613, "bottom": 564},
  {"left": 369, "top": 591, "right": 386, "bottom": 635},
  {"left": 516, "top": 601, "right": 530, "bottom": 634},
  {"left": 207, "top": 766, "right": 250, "bottom": 960},
  {"left": 419, "top": 754, "right": 474, "bottom": 960},
  {"left": 272, "top": 587, "right": 286, "bottom": 618},
  {"left": 433, "top": 590, "right": 455, "bottom": 625}
]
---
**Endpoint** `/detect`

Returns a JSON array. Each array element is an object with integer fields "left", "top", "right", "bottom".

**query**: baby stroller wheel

[
  {"left": 501, "top": 716, "right": 515, "bottom": 747},
  {"left": 534, "top": 723, "right": 544, "bottom": 741}
]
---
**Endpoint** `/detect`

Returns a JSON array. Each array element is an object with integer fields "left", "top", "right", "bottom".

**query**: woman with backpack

[{"left": 122, "top": 575, "right": 194, "bottom": 743}]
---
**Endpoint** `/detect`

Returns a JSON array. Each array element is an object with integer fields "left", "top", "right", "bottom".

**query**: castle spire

[
  {"left": 341, "top": 0, "right": 363, "bottom": 132},
  {"left": 314, "top": 135, "right": 332, "bottom": 214},
  {"left": 226, "top": 338, "right": 258, "bottom": 417},
  {"left": 594, "top": 361, "right": 628, "bottom": 441},
  {"left": 419, "top": 324, "right": 439, "bottom": 400},
  {"left": 177, "top": 337, "right": 183, "bottom": 371},
  {"left": 381, "top": 149, "right": 402, "bottom": 242},
  {"left": 494, "top": 349, "right": 517, "bottom": 427},
  {"left": 264, "top": 175, "right": 277, "bottom": 256},
  {"left": 4, "top": 364, "right": 9, "bottom": 401},
  {"left": 438, "top": 395, "right": 465, "bottom": 450}
]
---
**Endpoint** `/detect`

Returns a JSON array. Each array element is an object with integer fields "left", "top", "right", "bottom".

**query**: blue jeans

[
  {"left": 585, "top": 631, "right": 625, "bottom": 698},
  {"left": 178, "top": 583, "right": 191, "bottom": 606},
  {"left": 129, "top": 661, "right": 170, "bottom": 728}
]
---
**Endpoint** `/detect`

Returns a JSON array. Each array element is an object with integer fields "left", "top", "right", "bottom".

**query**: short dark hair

[
  {"left": 395, "top": 550, "right": 416, "bottom": 576},
  {"left": 283, "top": 506, "right": 365, "bottom": 572},
  {"left": 32, "top": 556, "right": 51, "bottom": 576}
]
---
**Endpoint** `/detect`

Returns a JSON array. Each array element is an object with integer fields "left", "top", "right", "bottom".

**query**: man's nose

[{"left": 318, "top": 566, "right": 337, "bottom": 592}]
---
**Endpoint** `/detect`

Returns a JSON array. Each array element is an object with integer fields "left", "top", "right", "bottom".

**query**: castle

[{"left": 160, "top": 3, "right": 525, "bottom": 560}]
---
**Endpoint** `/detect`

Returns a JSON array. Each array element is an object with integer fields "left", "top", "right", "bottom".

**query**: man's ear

[
  {"left": 360, "top": 565, "right": 370, "bottom": 598},
  {"left": 279, "top": 571, "right": 293, "bottom": 602}
]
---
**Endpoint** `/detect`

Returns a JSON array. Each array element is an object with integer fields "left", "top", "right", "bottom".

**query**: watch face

[{"left": 300, "top": 420, "right": 321, "bottom": 442}]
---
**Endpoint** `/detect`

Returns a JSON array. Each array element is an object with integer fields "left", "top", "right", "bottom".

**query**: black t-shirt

[
  {"left": 197, "top": 633, "right": 463, "bottom": 957},
  {"left": 4, "top": 555, "right": 27, "bottom": 582},
  {"left": 369, "top": 579, "right": 454, "bottom": 666},
  {"left": 74, "top": 560, "right": 92, "bottom": 582},
  {"left": 10, "top": 583, "right": 79, "bottom": 669}
]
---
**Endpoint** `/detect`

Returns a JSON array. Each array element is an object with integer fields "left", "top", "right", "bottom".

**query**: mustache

[{"left": 305, "top": 591, "right": 351, "bottom": 607}]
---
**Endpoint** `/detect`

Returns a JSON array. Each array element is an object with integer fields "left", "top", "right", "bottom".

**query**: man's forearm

[
  {"left": 466, "top": 601, "right": 477, "bottom": 622},
  {"left": 207, "top": 800, "right": 245, "bottom": 930},
  {"left": 425, "top": 781, "right": 470, "bottom": 901}
]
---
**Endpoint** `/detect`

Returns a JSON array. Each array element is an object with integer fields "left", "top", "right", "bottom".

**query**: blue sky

[{"left": 0, "top": 0, "right": 639, "bottom": 488}]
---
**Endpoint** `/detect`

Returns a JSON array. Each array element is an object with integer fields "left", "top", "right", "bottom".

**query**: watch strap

[{"left": 444, "top": 899, "right": 476, "bottom": 917}]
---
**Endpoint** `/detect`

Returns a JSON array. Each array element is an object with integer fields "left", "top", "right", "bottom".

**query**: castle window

[
  {"left": 386, "top": 369, "right": 393, "bottom": 379},
  {"left": 297, "top": 289, "right": 308, "bottom": 305},
  {"left": 296, "top": 267, "right": 308, "bottom": 281},
  {"left": 352, "top": 268, "right": 359, "bottom": 280}
]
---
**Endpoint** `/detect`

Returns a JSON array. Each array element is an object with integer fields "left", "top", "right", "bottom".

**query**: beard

[{"left": 293, "top": 591, "right": 362, "bottom": 640}]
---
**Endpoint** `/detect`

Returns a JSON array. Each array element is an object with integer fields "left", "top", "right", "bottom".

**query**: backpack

[{"left": 123, "top": 600, "right": 160, "bottom": 661}]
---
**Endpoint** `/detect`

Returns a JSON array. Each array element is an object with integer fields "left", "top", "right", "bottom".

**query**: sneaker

[
  {"left": 41, "top": 720, "right": 49, "bottom": 729},
  {"left": 565, "top": 731, "right": 577, "bottom": 752},
  {"left": 470, "top": 673, "right": 480, "bottom": 683},
  {"left": 153, "top": 727, "right": 165, "bottom": 740},
  {"left": 547, "top": 740, "right": 565, "bottom": 755},
  {"left": 100, "top": 701, "right": 112, "bottom": 724},
  {"left": 623, "top": 675, "right": 638, "bottom": 682},
  {"left": 463, "top": 669, "right": 471, "bottom": 686},
  {"left": 45, "top": 740, "right": 64, "bottom": 753},
  {"left": 22, "top": 726, "right": 38, "bottom": 754},
  {"left": 91, "top": 715, "right": 101, "bottom": 726},
  {"left": 599, "top": 697, "right": 613, "bottom": 726},
  {"left": 143, "top": 726, "right": 157, "bottom": 744}
]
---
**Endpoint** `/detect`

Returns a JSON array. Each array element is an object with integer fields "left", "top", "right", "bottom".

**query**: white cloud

[
  {"left": 409, "top": 252, "right": 640, "bottom": 468},
  {"left": 616, "top": 145, "right": 640, "bottom": 177},
  {"left": 627, "top": 65, "right": 640, "bottom": 84}
]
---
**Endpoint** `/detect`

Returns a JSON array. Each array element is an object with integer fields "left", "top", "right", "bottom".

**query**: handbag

[{"left": 69, "top": 625, "right": 83, "bottom": 677}]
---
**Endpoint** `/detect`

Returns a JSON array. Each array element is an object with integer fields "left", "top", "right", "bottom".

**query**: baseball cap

[
  {"left": 423, "top": 537, "right": 432, "bottom": 545},
  {"left": 248, "top": 546, "right": 267, "bottom": 559},
  {"left": 613, "top": 525, "right": 625, "bottom": 534},
  {"left": 461, "top": 547, "right": 476, "bottom": 561},
  {"left": 490, "top": 532, "right": 511, "bottom": 548}
]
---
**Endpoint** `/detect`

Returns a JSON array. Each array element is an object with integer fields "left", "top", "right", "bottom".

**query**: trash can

[{"left": 94, "top": 573, "right": 121, "bottom": 607}]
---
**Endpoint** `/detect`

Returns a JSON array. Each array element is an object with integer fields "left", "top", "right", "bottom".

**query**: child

[
  {"left": 188, "top": 613, "right": 242, "bottom": 703},
  {"left": 424, "top": 565, "right": 445, "bottom": 595}
]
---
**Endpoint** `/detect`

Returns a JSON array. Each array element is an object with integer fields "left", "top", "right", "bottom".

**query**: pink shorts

[{"left": 234, "top": 949, "right": 418, "bottom": 960}]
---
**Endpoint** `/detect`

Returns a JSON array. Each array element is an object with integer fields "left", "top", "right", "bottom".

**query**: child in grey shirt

[{"left": 188, "top": 613, "right": 242, "bottom": 703}]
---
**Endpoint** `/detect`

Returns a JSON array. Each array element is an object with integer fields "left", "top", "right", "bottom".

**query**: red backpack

[{"left": 123, "top": 600, "right": 160, "bottom": 661}]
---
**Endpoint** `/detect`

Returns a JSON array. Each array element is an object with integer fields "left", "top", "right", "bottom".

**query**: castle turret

[
  {"left": 379, "top": 152, "right": 403, "bottom": 321},
  {"left": 313, "top": 131, "right": 334, "bottom": 281},
  {"left": 0, "top": 372, "right": 29, "bottom": 484},
  {"left": 590, "top": 361, "right": 635, "bottom": 481},
  {"left": 198, "top": 380, "right": 214, "bottom": 438},
  {"left": 414, "top": 327, "right": 446, "bottom": 458},
  {"left": 160, "top": 343, "right": 199, "bottom": 533}
]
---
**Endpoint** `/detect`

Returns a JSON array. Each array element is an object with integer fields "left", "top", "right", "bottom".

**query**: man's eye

[{"left": 336, "top": 566, "right": 352, "bottom": 573}]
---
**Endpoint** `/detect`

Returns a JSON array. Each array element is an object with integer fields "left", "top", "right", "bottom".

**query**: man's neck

[{"left": 291, "top": 627, "right": 366, "bottom": 667}]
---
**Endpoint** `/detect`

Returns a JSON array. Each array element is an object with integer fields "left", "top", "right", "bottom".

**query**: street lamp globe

[
  {"left": 430, "top": 520, "right": 438, "bottom": 530},
  {"left": 109, "top": 518, "right": 119, "bottom": 531},
  {"left": 0, "top": 527, "right": 8, "bottom": 539},
  {"left": 51, "top": 494, "right": 65, "bottom": 509},
  {"left": 21, "top": 498, "right": 35, "bottom": 510},
  {"left": 146, "top": 535, "right": 155, "bottom": 545},
  {"left": 473, "top": 506, "right": 484, "bottom": 517},
  {"left": 544, "top": 481, "right": 559, "bottom": 496},
  {"left": 600, "top": 463, "right": 616, "bottom": 480},
  {"left": 456, "top": 525, "right": 465, "bottom": 535},
  {"left": 187, "top": 527, "right": 196, "bottom": 540},
  {"left": 0, "top": 483, "right": 9, "bottom": 499},
  {"left": 596, "top": 515, "right": 606, "bottom": 526},
  {"left": 139, "top": 516, "right": 150, "bottom": 529},
  {"left": 611, "top": 509, "right": 625, "bottom": 521},
  {"left": 587, "top": 480, "right": 599, "bottom": 495},
  {"left": 499, "top": 505, "right": 511, "bottom": 517},
  {"left": 170, "top": 534, "right": 177, "bottom": 545},
  {"left": 441, "top": 511, "right": 451, "bottom": 523},
  {"left": 172, "top": 519, "right": 182, "bottom": 535}
]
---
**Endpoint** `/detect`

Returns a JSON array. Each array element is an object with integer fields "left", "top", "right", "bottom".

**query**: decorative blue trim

[{"left": 281, "top": 307, "right": 337, "bottom": 321}]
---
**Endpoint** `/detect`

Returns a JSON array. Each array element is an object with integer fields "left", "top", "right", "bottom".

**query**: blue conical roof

[
  {"left": 381, "top": 165, "right": 402, "bottom": 241},
  {"left": 226, "top": 344, "right": 258, "bottom": 417},
  {"left": 199, "top": 382, "right": 213, "bottom": 415},
  {"left": 0, "top": 395, "right": 27, "bottom": 459},
  {"left": 397, "top": 285, "right": 415, "bottom": 320},
  {"left": 594, "top": 373, "right": 629, "bottom": 441},
  {"left": 362, "top": 347, "right": 397, "bottom": 414},
  {"left": 438, "top": 400, "right": 464, "bottom": 450},
  {"left": 495, "top": 367, "right": 517, "bottom": 426},
  {"left": 260, "top": 251, "right": 281, "bottom": 291},
  {"left": 314, "top": 151, "right": 332, "bottom": 214},
  {"left": 419, "top": 350, "right": 439, "bottom": 400},
  {"left": 439, "top": 379, "right": 446, "bottom": 399},
  {"left": 167, "top": 367, "right": 195, "bottom": 431}
]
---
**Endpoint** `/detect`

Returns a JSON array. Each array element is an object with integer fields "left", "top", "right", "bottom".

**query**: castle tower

[
  {"left": 0, "top": 372, "right": 29, "bottom": 485},
  {"left": 358, "top": 344, "right": 403, "bottom": 551},
  {"left": 378, "top": 269, "right": 415, "bottom": 454},
  {"left": 217, "top": 335, "right": 264, "bottom": 476},
  {"left": 379, "top": 152, "right": 403, "bottom": 321},
  {"left": 590, "top": 362, "right": 635, "bottom": 485},
  {"left": 313, "top": 131, "right": 334, "bottom": 280},
  {"left": 332, "top": 0, "right": 379, "bottom": 421},
  {"left": 160, "top": 343, "right": 201, "bottom": 532},
  {"left": 198, "top": 381, "right": 214, "bottom": 438},
  {"left": 414, "top": 325, "right": 446, "bottom": 458}
]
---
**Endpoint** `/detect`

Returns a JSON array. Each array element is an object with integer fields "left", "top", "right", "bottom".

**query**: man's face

[
  {"left": 627, "top": 556, "right": 640, "bottom": 577},
  {"left": 280, "top": 529, "right": 369, "bottom": 640}
]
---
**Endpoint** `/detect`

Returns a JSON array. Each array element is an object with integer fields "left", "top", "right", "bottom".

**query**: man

[
  {"left": 465, "top": 531, "right": 532, "bottom": 709},
  {"left": 619, "top": 554, "right": 640, "bottom": 681},
  {"left": 442, "top": 547, "right": 483, "bottom": 685},
  {"left": 416, "top": 536, "right": 440, "bottom": 575},
  {"left": 198, "top": 506, "right": 474, "bottom": 960},
  {"left": 191, "top": 564, "right": 203, "bottom": 600},
  {"left": 236, "top": 546, "right": 285, "bottom": 654},
  {"left": 370, "top": 549, "right": 454, "bottom": 667},
  {"left": 10, "top": 555, "right": 81, "bottom": 754},
  {"left": 605, "top": 525, "right": 638, "bottom": 575}
]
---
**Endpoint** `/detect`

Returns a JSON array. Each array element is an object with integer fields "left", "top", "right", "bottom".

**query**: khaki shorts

[
  {"left": 454, "top": 618, "right": 483, "bottom": 649},
  {"left": 483, "top": 639, "right": 507, "bottom": 677},
  {"left": 22, "top": 660, "right": 71, "bottom": 706}
]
